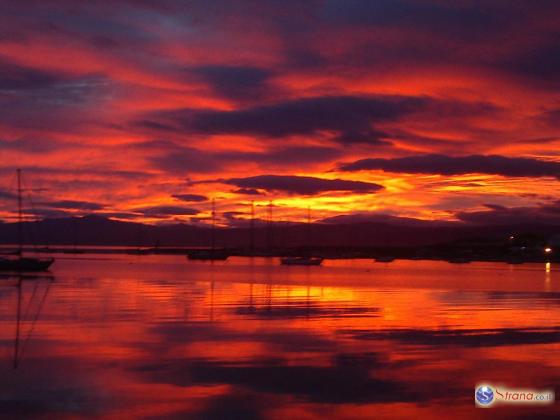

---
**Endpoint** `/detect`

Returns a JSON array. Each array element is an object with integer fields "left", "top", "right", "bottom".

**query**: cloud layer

[
  {"left": 222, "top": 175, "right": 383, "bottom": 195},
  {"left": 340, "top": 154, "right": 560, "bottom": 178},
  {"left": 1, "top": 0, "right": 559, "bottom": 223}
]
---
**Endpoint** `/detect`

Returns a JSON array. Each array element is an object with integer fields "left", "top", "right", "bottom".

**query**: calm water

[{"left": 1, "top": 256, "right": 559, "bottom": 419}]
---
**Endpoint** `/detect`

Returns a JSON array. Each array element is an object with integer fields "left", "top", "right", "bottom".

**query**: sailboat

[
  {"left": 187, "top": 199, "right": 229, "bottom": 261},
  {"left": 126, "top": 224, "right": 152, "bottom": 255},
  {"left": 374, "top": 256, "right": 396, "bottom": 263},
  {"left": 0, "top": 169, "right": 55, "bottom": 272},
  {"left": 280, "top": 207, "right": 323, "bottom": 266},
  {"left": 280, "top": 256, "right": 323, "bottom": 266}
]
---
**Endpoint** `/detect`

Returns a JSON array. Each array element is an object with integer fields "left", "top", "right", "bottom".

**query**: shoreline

[{"left": 2, "top": 245, "right": 557, "bottom": 264}]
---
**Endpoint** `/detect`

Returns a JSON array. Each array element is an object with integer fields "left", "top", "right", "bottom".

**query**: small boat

[
  {"left": 446, "top": 257, "right": 471, "bottom": 264},
  {"left": 126, "top": 247, "right": 152, "bottom": 255},
  {"left": 375, "top": 256, "right": 396, "bottom": 263},
  {"left": 280, "top": 208, "right": 322, "bottom": 266},
  {"left": 62, "top": 248, "right": 85, "bottom": 254},
  {"left": 280, "top": 256, "right": 323, "bottom": 266},
  {"left": 187, "top": 199, "right": 229, "bottom": 261},
  {"left": 187, "top": 249, "right": 229, "bottom": 261},
  {"left": 0, "top": 169, "right": 55, "bottom": 272},
  {"left": 0, "top": 257, "right": 54, "bottom": 272}
]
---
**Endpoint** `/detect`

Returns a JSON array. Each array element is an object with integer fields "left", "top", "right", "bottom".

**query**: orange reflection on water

[{"left": 0, "top": 256, "right": 558, "bottom": 418}]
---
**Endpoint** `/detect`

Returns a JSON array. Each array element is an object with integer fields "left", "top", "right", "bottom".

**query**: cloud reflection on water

[{"left": 0, "top": 257, "right": 558, "bottom": 418}]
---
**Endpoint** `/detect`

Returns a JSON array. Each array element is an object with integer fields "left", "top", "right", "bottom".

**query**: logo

[
  {"left": 475, "top": 383, "right": 554, "bottom": 407},
  {"left": 475, "top": 385, "right": 494, "bottom": 406}
]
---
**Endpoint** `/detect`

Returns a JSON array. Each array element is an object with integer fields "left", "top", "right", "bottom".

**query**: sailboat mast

[
  {"left": 17, "top": 169, "right": 23, "bottom": 256},
  {"left": 267, "top": 201, "right": 273, "bottom": 250},
  {"left": 307, "top": 206, "right": 311, "bottom": 248},
  {"left": 211, "top": 198, "right": 216, "bottom": 251},
  {"left": 250, "top": 201, "right": 255, "bottom": 253}
]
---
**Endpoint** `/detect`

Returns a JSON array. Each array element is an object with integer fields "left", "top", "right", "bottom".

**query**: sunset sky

[{"left": 1, "top": 0, "right": 560, "bottom": 226}]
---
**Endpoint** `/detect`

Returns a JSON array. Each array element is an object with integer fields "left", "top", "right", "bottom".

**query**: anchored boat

[
  {"left": 187, "top": 199, "right": 229, "bottom": 261},
  {"left": 280, "top": 256, "right": 324, "bottom": 266},
  {"left": 0, "top": 169, "right": 54, "bottom": 272},
  {"left": 280, "top": 207, "right": 323, "bottom": 266}
]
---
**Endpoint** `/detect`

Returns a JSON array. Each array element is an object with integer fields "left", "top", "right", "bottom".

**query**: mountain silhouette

[{"left": 1, "top": 214, "right": 560, "bottom": 249}]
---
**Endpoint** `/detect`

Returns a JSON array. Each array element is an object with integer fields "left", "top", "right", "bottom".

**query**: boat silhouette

[
  {"left": 280, "top": 256, "right": 324, "bottom": 266},
  {"left": 446, "top": 257, "right": 472, "bottom": 264},
  {"left": 375, "top": 256, "right": 396, "bottom": 263},
  {"left": 280, "top": 207, "right": 323, "bottom": 266},
  {"left": 187, "top": 199, "right": 230, "bottom": 261},
  {"left": 187, "top": 249, "right": 230, "bottom": 260},
  {"left": 0, "top": 257, "right": 54, "bottom": 271},
  {"left": 0, "top": 169, "right": 54, "bottom": 272}
]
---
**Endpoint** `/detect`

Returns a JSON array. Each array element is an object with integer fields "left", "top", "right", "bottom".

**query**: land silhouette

[{"left": 1, "top": 215, "right": 558, "bottom": 262}]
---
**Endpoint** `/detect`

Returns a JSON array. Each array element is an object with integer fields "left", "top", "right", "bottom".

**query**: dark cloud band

[
  {"left": 222, "top": 175, "right": 383, "bottom": 195},
  {"left": 339, "top": 154, "right": 560, "bottom": 178}
]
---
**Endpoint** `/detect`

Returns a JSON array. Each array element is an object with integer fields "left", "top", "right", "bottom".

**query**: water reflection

[
  {"left": 0, "top": 257, "right": 558, "bottom": 418},
  {"left": 0, "top": 274, "right": 54, "bottom": 369}
]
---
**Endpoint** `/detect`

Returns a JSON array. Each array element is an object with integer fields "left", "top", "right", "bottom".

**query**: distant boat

[
  {"left": 126, "top": 247, "right": 152, "bottom": 255},
  {"left": 446, "top": 257, "right": 471, "bottom": 264},
  {"left": 126, "top": 228, "right": 162, "bottom": 255},
  {"left": 186, "top": 199, "right": 229, "bottom": 261},
  {"left": 280, "top": 207, "right": 323, "bottom": 266},
  {"left": 281, "top": 256, "right": 323, "bottom": 266},
  {"left": 0, "top": 169, "right": 54, "bottom": 272},
  {"left": 506, "top": 256, "right": 524, "bottom": 265},
  {"left": 187, "top": 249, "right": 229, "bottom": 261},
  {"left": 375, "top": 256, "right": 396, "bottom": 263},
  {"left": 0, "top": 257, "right": 54, "bottom": 272},
  {"left": 62, "top": 248, "right": 85, "bottom": 254}
]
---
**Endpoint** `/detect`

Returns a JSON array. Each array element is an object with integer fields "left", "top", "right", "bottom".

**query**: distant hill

[{"left": 2, "top": 214, "right": 560, "bottom": 248}]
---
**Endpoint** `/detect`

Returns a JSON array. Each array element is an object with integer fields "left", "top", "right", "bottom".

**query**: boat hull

[
  {"left": 187, "top": 250, "right": 229, "bottom": 261},
  {"left": 281, "top": 257, "right": 323, "bottom": 266},
  {"left": 446, "top": 258, "right": 471, "bottom": 264},
  {"left": 375, "top": 257, "right": 396, "bottom": 263},
  {"left": 0, "top": 257, "right": 54, "bottom": 272}
]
